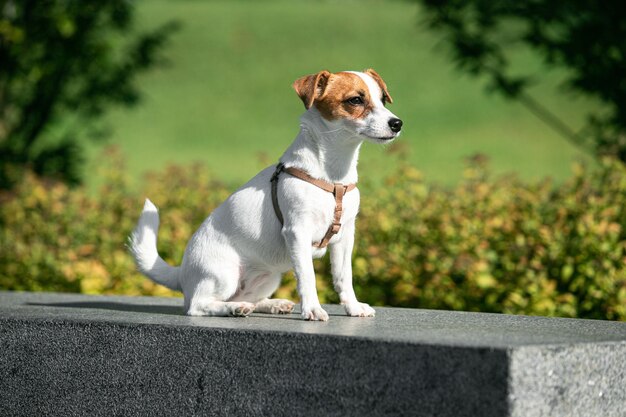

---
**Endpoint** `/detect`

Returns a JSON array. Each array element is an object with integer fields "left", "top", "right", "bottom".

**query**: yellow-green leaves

[{"left": 1, "top": 151, "right": 625, "bottom": 320}]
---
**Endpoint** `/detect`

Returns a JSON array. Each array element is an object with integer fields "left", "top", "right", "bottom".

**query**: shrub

[
  {"left": 0, "top": 147, "right": 229, "bottom": 297},
  {"left": 1, "top": 148, "right": 625, "bottom": 320},
  {"left": 312, "top": 156, "right": 626, "bottom": 320}
]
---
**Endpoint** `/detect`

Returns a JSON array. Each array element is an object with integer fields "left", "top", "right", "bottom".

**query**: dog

[{"left": 129, "top": 69, "right": 402, "bottom": 321}]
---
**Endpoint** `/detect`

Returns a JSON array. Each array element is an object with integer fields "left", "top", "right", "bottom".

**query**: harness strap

[
  {"left": 270, "top": 163, "right": 357, "bottom": 248},
  {"left": 270, "top": 163, "right": 286, "bottom": 225}
]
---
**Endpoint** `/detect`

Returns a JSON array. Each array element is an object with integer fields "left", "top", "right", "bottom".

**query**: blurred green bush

[{"left": 1, "top": 147, "right": 625, "bottom": 320}]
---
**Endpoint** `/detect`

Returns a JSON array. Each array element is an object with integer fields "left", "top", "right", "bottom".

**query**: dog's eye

[
  {"left": 381, "top": 96, "right": 387, "bottom": 105},
  {"left": 346, "top": 96, "right": 364, "bottom": 106}
]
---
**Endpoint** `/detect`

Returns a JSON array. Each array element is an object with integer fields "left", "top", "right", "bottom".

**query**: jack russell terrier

[{"left": 129, "top": 69, "right": 402, "bottom": 321}]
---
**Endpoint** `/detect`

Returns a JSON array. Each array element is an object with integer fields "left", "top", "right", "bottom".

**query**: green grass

[{"left": 87, "top": 0, "right": 599, "bottom": 187}]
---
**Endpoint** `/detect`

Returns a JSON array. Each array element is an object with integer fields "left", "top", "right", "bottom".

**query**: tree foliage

[
  {"left": 0, "top": 0, "right": 177, "bottom": 189},
  {"left": 418, "top": 0, "right": 626, "bottom": 160}
]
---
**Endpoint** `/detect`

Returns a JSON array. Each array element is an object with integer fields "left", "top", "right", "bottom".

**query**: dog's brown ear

[
  {"left": 364, "top": 68, "right": 393, "bottom": 104},
  {"left": 292, "top": 70, "right": 331, "bottom": 109}
]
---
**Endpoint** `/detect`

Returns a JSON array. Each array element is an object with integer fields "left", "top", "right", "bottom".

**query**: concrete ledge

[{"left": 1, "top": 291, "right": 625, "bottom": 417}]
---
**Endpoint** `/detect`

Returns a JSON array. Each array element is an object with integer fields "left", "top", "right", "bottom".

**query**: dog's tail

[{"left": 128, "top": 199, "right": 182, "bottom": 291}]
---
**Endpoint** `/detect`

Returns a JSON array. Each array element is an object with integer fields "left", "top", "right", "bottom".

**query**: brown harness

[{"left": 270, "top": 162, "right": 357, "bottom": 248}]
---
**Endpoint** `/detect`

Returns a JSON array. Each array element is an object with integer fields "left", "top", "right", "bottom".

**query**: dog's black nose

[{"left": 388, "top": 118, "right": 403, "bottom": 133}]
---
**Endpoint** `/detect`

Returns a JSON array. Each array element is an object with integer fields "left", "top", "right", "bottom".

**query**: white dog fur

[{"left": 129, "top": 69, "right": 402, "bottom": 321}]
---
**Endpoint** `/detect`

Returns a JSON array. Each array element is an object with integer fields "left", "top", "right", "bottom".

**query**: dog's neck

[{"left": 280, "top": 108, "right": 362, "bottom": 184}]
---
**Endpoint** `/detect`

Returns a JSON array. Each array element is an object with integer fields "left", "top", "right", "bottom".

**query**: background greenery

[
  {"left": 2, "top": 0, "right": 624, "bottom": 320},
  {"left": 417, "top": 0, "right": 626, "bottom": 160},
  {"left": 0, "top": 0, "right": 177, "bottom": 189},
  {"left": 88, "top": 0, "right": 596, "bottom": 187},
  {"left": 2, "top": 149, "right": 624, "bottom": 320}
]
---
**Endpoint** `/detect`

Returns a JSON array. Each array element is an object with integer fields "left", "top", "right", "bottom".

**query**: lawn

[{"left": 87, "top": 0, "right": 599, "bottom": 187}]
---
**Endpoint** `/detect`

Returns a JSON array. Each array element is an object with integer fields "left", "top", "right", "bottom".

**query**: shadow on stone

[{"left": 27, "top": 301, "right": 183, "bottom": 316}]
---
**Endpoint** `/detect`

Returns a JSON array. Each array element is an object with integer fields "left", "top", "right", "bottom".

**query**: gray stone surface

[{"left": 0, "top": 291, "right": 625, "bottom": 417}]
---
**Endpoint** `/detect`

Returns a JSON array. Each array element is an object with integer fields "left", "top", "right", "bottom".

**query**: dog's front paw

[
  {"left": 344, "top": 302, "right": 376, "bottom": 318},
  {"left": 301, "top": 305, "right": 329, "bottom": 321}
]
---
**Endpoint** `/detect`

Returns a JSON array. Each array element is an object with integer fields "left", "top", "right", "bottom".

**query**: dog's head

[{"left": 293, "top": 69, "right": 402, "bottom": 142}]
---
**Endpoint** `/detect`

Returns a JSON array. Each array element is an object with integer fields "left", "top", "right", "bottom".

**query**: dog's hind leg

[
  {"left": 254, "top": 298, "right": 295, "bottom": 314},
  {"left": 187, "top": 299, "right": 255, "bottom": 317},
  {"left": 183, "top": 267, "right": 255, "bottom": 317},
  {"left": 229, "top": 270, "right": 294, "bottom": 315}
]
